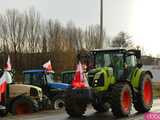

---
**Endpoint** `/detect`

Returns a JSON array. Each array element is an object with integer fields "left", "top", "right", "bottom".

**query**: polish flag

[
  {"left": 0, "top": 71, "right": 12, "bottom": 102},
  {"left": 43, "top": 60, "right": 53, "bottom": 71},
  {"left": 72, "top": 62, "right": 89, "bottom": 89},
  {"left": 4, "top": 56, "right": 12, "bottom": 71},
  {"left": 0, "top": 73, "right": 7, "bottom": 103}
]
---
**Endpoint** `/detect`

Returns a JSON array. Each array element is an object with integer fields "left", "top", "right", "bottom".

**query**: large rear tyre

[
  {"left": 65, "top": 97, "right": 87, "bottom": 117},
  {"left": 111, "top": 83, "right": 132, "bottom": 118},
  {"left": 133, "top": 73, "right": 153, "bottom": 113},
  {"left": 11, "top": 96, "right": 39, "bottom": 115}
]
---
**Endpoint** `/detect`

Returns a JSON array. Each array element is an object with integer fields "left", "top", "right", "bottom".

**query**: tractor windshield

[
  {"left": 61, "top": 71, "right": 75, "bottom": 84},
  {"left": 95, "top": 52, "right": 124, "bottom": 69},
  {"left": 24, "top": 73, "right": 31, "bottom": 84},
  {"left": 23, "top": 72, "right": 45, "bottom": 86}
]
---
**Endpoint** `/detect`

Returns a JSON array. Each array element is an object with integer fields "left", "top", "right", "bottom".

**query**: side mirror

[
  {"left": 137, "top": 63, "right": 142, "bottom": 68},
  {"left": 135, "top": 51, "right": 141, "bottom": 59},
  {"left": 127, "top": 50, "right": 141, "bottom": 59}
]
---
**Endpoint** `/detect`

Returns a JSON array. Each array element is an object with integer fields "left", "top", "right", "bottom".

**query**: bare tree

[
  {"left": 0, "top": 9, "right": 29, "bottom": 53},
  {"left": 111, "top": 32, "right": 133, "bottom": 48},
  {"left": 65, "top": 21, "right": 83, "bottom": 51},
  {"left": 84, "top": 25, "right": 103, "bottom": 50},
  {"left": 25, "top": 8, "right": 41, "bottom": 53},
  {"left": 0, "top": 8, "right": 112, "bottom": 77}
]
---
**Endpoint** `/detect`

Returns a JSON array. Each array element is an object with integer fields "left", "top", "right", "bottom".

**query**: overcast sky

[{"left": 0, "top": 0, "right": 160, "bottom": 56}]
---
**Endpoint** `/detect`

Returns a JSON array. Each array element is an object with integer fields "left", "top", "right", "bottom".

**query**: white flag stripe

[
  {"left": 5, "top": 56, "right": 12, "bottom": 71},
  {"left": 76, "top": 62, "right": 89, "bottom": 87},
  {"left": 0, "top": 72, "right": 12, "bottom": 84}
]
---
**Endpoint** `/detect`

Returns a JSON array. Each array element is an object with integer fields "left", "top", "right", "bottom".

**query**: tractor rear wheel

[
  {"left": 11, "top": 96, "right": 39, "bottom": 115},
  {"left": 133, "top": 73, "right": 153, "bottom": 113},
  {"left": 111, "top": 83, "right": 132, "bottom": 118},
  {"left": 65, "top": 96, "right": 87, "bottom": 117}
]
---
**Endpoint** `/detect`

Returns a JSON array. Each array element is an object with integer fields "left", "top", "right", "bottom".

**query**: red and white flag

[
  {"left": 5, "top": 56, "right": 12, "bottom": 71},
  {"left": 0, "top": 73, "right": 7, "bottom": 103},
  {"left": 72, "top": 62, "right": 89, "bottom": 88},
  {"left": 0, "top": 71, "right": 12, "bottom": 102},
  {"left": 43, "top": 60, "right": 53, "bottom": 71},
  {"left": 0, "top": 79, "right": 7, "bottom": 95}
]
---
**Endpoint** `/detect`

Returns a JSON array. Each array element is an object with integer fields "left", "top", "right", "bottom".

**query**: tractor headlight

[
  {"left": 30, "top": 88, "right": 39, "bottom": 97},
  {"left": 94, "top": 74, "right": 105, "bottom": 87}
]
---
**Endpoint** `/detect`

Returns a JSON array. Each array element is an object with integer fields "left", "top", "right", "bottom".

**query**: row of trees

[
  {"left": 0, "top": 9, "right": 106, "bottom": 54},
  {"left": 0, "top": 8, "right": 133, "bottom": 77}
]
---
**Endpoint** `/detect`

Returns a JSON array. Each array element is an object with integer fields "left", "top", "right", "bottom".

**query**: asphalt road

[{"left": 2, "top": 99, "right": 160, "bottom": 120}]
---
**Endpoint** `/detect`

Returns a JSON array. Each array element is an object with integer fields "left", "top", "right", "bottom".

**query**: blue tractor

[{"left": 23, "top": 69, "right": 70, "bottom": 110}]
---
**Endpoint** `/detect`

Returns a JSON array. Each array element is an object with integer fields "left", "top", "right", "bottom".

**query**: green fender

[
  {"left": 131, "top": 68, "right": 143, "bottom": 88},
  {"left": 94, "top": 67, "right": 115, "bottom": 92}
]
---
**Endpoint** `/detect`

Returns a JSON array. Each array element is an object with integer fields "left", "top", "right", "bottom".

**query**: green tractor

[{"left": 65, "top": 48, "right": 153, "bottom": 118}]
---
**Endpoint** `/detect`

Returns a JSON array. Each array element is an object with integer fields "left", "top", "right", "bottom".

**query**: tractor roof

[
  {"left": 23, "top": 69, "right": 45, "bottom": 73},
  {"left": 90, "top": 48, "right": 126, "bottom": 53},
  {"left": 90, "top": 48, "right": 139, "bottom": 53},
  {"left": 61, "top": 70, "right": 75, "bottom": 74},
  {"left": 23, "top": 69, "right": 54, "bottom": 73}
]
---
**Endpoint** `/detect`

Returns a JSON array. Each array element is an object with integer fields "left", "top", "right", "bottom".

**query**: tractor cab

[
  {"left": 79, "top": 48, "right": 141, "bottom": 81},
  {"left": 23, "top": 69, "right": 71, "bottom": 110},
  {"left": 23, "top": 69, "right": 70, "bottom": 95}
]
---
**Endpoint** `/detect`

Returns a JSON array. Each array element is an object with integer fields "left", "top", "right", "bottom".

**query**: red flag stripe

[
  {"left": 0, "top": 81, "right": 7, "bottom": 94},
  {"left": 72, "top": 62, "right": 89, "bottom": 88}
]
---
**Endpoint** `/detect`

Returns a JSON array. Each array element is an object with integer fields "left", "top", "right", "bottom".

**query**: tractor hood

[
  {"left": 10, "top": 84, "right": 42, "bottom": 98},
  {"left": 88, "top": 68, "right": 101, "bottom": 75},
  {"left": 48, "top": 82, "right": 70, "bottom": 90}
]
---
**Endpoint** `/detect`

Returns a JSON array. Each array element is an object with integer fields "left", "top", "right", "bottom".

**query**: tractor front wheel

[
  {"left": 52, "top": 95, "right": 65, "bottom": 110},
  {"left": 133, "top": 73, "right": 153, "bottom": 113},
  {"left": 111, "top": 83, "right": 132, "bottom": 118},
  {"left": 65, "top": 97, "right": 87, "bottom": 117}
]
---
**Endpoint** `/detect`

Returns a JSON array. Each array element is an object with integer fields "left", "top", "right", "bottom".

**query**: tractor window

[
  {"left": 24, "top": 73, "right": 31, "bottom": 84},
  {"left": 32, "top": 73, "right": 45, "bottom": 86},
  {"left": 104, "top": 54, "right": 111, "bottom": 66},
  {"left": 62, "top": 72, "right": 75, "bottom": 84},
  {"left": 95, "top": 53, "right": 123, "bottom": 68},
  {"left": 95, "top": 53, "right": 105, "bottom": 67},
  {"left": 126, "top": 55, "right": 137, "bottom": 67},
  {"left": 46, "top": 73, "right": 55, "bottom": 84},
  {"left": 110, "top": 54, "right": 124, "bottom": 69}
]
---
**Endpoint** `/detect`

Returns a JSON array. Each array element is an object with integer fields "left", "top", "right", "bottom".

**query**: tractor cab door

[
  {"left": 125, "top": 55, "right": 138, "bottom": 80},
  {"left": 110, "top": 53, "right": 124, "bottom": 80},
  {"left": 45, "top": 72, "right": 56, "bottom": 95},
  {"left": 31, "top": 73, "right": 46, "bottom": 89}
]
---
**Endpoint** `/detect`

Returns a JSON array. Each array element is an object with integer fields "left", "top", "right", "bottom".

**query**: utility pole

[{"left": 100, "top": 0, "right": 103, "bottom": 46}]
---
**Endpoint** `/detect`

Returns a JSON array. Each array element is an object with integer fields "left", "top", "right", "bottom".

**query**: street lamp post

[{"left": 100, "top": 0, "right": 103, "bottom": 45}]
